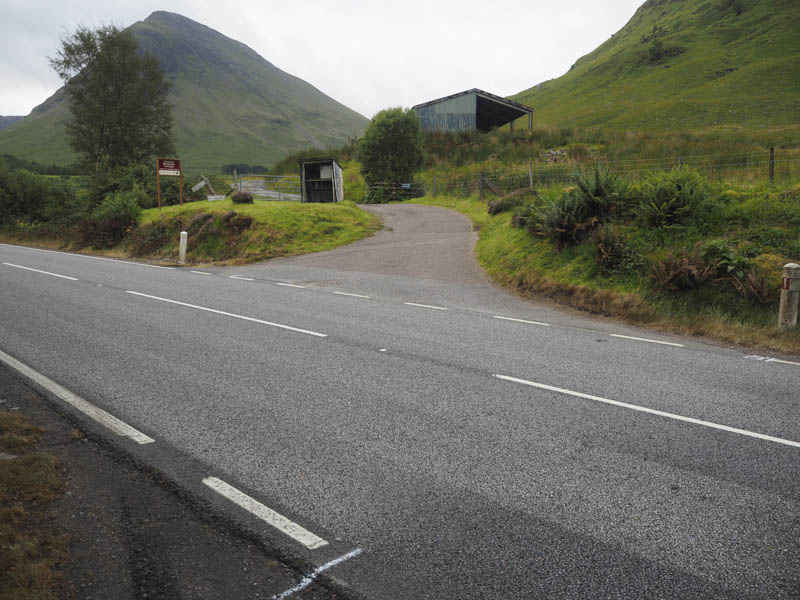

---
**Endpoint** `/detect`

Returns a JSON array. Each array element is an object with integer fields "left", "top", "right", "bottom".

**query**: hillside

[
  {"left": 0, "top": 116, "right": 23, "bottom": 131},
  {"left": 0, "top": 11, "right": 367, "bottom": 170},
  {"left": 513, "top": 0, "right": 800, "bottom": 137}
]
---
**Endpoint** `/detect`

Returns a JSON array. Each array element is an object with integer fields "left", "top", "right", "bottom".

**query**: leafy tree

[
  {"left": 50, "top": 25, "right": 175, "bottom": 170},
  {"left": 359, "top": 108, "right": 424, "bottom": 186}
]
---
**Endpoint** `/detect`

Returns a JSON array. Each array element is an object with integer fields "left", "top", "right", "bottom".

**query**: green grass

[
  {"left": 512, "top": 0, "right": 800, "bottom": 134},
  {"left": 411, "top": 192, "right": 800, "bottom": 354},
  {"left": 134, "top": 197, "right": 380, "bottom": 263}
]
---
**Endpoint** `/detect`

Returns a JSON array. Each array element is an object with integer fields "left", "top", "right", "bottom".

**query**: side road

[{"left": 0, "top": 365, "right": 339, "bottom": 600}]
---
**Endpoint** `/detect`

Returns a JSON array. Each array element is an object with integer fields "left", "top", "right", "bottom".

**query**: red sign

[
  {"left": 783, "top": 277, "right": 791, "bottom": 291},
  {"left": 157, "top": 158, "right": 181, "bottom": 176}
]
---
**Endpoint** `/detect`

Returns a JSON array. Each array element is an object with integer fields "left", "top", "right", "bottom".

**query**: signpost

[{"left": 156, "top": 158, "right": 183, "bottom": 208}]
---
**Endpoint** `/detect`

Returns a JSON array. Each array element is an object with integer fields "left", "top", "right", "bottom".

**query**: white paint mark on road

[
  {"left": 495, "top": 374, "right": 800, "bottom": 449},
  {"left": 404, "top": 302, "right": 448, "bottom": 311},
  {"left": 276, "top": 282, "right": 306, "bottom": 289},
  {"left": 273, "top": 548, "right": 363, "bottom": 600},
  {"left": 333, "top": 291, "right": 371, "bottom": 299},
  {"left": 0, "top": 349, "right": 154, "bottom": 444},
  {"left": 229, "top": 275, "right": 254, "bottom": 281},
  {"left": 3, "top": 262, "right": 78, "bottom": 281},
  {"left": 126, "top": 291, "right": 327, "bottom": 338},
  {"left": 0, "top": 243, "right": 173, "bottom": 269},
  {"left": 610, "top": 333, "right": 684, "bottom": 347},
  {"left": 493, "top": 315, "right": 550, "bottom": 327},
  {"left": 191, "top": 271, "right": 212, "bottom": 275},
  {"left": 767, "top": 357, "right": 800, "bottom": 367},
  {"left": 379, "top": 348, "right": 387, "bottom": 352},
  {"left": 202, "top": 477, "right": 328, "bottom": 550}
]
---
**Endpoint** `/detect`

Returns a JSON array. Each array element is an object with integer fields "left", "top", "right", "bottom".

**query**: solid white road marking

[
  {"left": 125, "top": 291, "right": 327, "bottom": 337},
  {"left": 493, "top": 315, "right": 550, "bottom": 327},
  {"left": 0, "top": 243, "right": 173, "bottom": 269},
  {"left": 610, "top": 333, "right": 684, "bottom": 347},
  {"left": 273, "top": 548, "right": 363, "bottom": 600},
  {"left": 333, "top": 291, "right": 371, "bottom": 299},
  {"left": 191, "top": 270, "right": 212, "bottom": 275},
  {"left": 3, "top": 262, "right": 78, "bottom": 281},
  {"left": 404, "top": 302, "right": 448, "bottom": 311},
  {"left": 229, "top": 275, "right": 254, "bottom": 281},
  {"left": 495, "top": 374, "right": 800, "bottom": 449},
  {"left": 0, "top": 349, "right": 154, "bottom": 444},
  {"left": 202, "top": 477, "right": 328, "bottom": 550},
  {"left": 276, "top": 282, "right": 306, "bottom": 289},
  {"left": 767, "top": 357, "right": 800, "bottom": 367}
]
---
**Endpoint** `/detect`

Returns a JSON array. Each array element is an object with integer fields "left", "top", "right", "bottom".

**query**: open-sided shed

[
  {"left": 299, "top": 158, "right": 343, "bottom": 203},
  {"left": 412, "top": 88, "right": 533, "bottom": 133}
]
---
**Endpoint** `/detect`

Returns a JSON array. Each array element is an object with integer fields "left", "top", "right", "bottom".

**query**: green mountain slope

[
  {"left": 0, "top": 116, "right": 23, "bottom": 131},
  {"left": 0, "top": 11, "right": 367, "bottom": 170},
  {"left": 513, "top": 0, "right": 800, "bottom": 135}
]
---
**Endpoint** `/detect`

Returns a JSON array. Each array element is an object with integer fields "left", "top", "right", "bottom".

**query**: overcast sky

[{"left": 0, "top": 0, "right": 644, "bottom": 118}]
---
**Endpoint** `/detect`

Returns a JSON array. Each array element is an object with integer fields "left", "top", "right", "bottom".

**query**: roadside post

[
  {"left": 778, "top": 263, "right": 800, "bottom": 328},
  {"left": 179, "top": 231, "right": 188, "bottom": 265}
]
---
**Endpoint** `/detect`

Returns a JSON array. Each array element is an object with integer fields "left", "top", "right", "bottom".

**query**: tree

[
  {"left": 359, "top": 108, "right": 424, "bottom": 187},
  {"left": 50, "top": 25, "right": 175, "bottom": 171}
]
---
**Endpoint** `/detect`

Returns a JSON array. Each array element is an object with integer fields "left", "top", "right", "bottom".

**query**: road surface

[{"left": 1, "top": 203, "right": 798, "bottom": 599}]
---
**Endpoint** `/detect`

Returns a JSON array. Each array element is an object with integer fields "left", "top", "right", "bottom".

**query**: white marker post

[
  {"left": 778, "top": 263, "right": 800, "bottom": 328},
  {"left": 179, "top": 231, "right": 188, "bottom": 265}
]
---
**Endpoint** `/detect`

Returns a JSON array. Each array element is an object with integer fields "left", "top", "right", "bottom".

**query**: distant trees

[
  {"left": 359, "top": 107, "right": 424, "bottom": 192},
  {"left": 50, "top": 25, "right": 175, "bottom": 171},
  {"left": 222, "top": 163, "right": 268, "bottom": 175}
]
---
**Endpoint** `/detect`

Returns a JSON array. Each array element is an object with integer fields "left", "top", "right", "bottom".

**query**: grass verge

[
  {"left": 411, "top": 195, "right": 800, "bottom": 354},
  {"left": 0, "top": 412, "right": 65, "bottom": 600}
]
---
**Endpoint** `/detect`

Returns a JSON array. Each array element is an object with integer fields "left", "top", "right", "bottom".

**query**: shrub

[
  {"left": 487, "top": 189, "right": 533, "bottom": 215},
  {"left": 592, "top": 224, "right": 642, "bottom": 275},
  {"left": 573, "top": 165, "right": 627, "bottom": 220},
  {"left": 231, "top": 191, "right": 254, "bottom": 204},
  {"left": 636, "top": 166, "right": 708, "bottom": 227},
  {"left": 77, "top": 188, "right": 142, "bottom": 248},
  {"left": 529, "top": 189, "right": 599, "bottom": 249},
  {"left": 650, "top": 242, "right": 716, "bottom": 291}
]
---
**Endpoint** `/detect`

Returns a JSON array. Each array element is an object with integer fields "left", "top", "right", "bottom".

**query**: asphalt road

[{"left": 1, "top": 203, "right": 798, "bottom": 599}]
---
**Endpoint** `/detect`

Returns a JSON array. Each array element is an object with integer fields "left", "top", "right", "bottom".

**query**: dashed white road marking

[
  {"left": 493, "top": 315, "right": 550, "bottom": 327},
  {"left": 0, "top": 349, "right": 154, "bottom": 444},
  {"left": 202, "top": 477, "right": 328, "bottom": 550},
  {"left": 276, "top": 282, "right": 306, "bottom": 289},
  {"left": 333, "top": 291, "right": 371, "bottom": 299},
  {"left": 273, "top": 548, "right": 363, "bottom": 600},
  {"left": 379, "top": 348, "right": 388, "bottom": 352},
  {"left": 0, "top": 243, "right": 173, "bottom": 269},
  {"left": 495, "top": 374, "right": 800, "bottom": 449},
  {"left": 191, "top": 270, "right": 212, "bottom": 275},
  {"left": 3, "top": 262, "right": 78, "bottom": 281},
  {"left": 229, "top": 275, "right": 254, "bottom": 281},
  {"left": 610, "top": 333, "right": 684, "bottom": 347},
  {"left": 404, "top": 302, "right": 448, "bottom": 311},
  {"left": 126, "top": 290, "right": 327, "bottom": 337},
  {"left": 767, "top": 357, "right": 800, "bottom": 367}
]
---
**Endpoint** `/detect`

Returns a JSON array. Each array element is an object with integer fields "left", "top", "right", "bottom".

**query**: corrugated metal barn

[{"left": 412, "top": 89, "right": 533, "bottom": 133}]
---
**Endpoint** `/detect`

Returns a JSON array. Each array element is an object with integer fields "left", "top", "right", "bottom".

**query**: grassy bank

[
  {"left": 1, "top": 198, "right": 380, "bottom": 265},
  {"left": 412, "top": 192, "right": 800, "bottom": 354}
]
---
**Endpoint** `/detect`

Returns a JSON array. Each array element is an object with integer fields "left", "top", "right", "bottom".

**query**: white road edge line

[
  {"left": 273, "top": 548, "right": 363, "bottom": 600},
  {"left": 767, "top": 358, "right": 800, "bottom": 367},
  {"left": 333, "top": 291, "right": 371, "bottom": 299},
  {"left": 0, "top": 243, "right": 173, "bottom": 269},
  {"left": 404, "top": 302, "right": 449, "bottom": 311},
  {"left": 229, "top": 275, "right": 254, "bottom": 281},
  {"left": 125, "top": 290, "right": 327, "bottom": 338},
  {"left": 0, "top": 349, "right": 154, "bottom": 444},
  {"left": 493, "top": 315, "right": 550, "bottom": 327},
  {"left": 3, "top": 262, "right": 79, "bottom": 281},
  {"left": 191, "top": 271, "right": 212, "bottom": 275},
  {"left": 610, "top": 333, "right": 684, "bottom": 347},
  {"left": 495, "top": 374, "right": 800, "bottom": 449},
  {"left": 202, "top": 476, "right": 328, "bottom": 550},
  {"left": 276, "top": 282, "right": 306, "bottom": 289}
]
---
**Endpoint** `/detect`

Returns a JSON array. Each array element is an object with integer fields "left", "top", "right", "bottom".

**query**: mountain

[
  {"left": 0, "top": 116, "right": 23, "bottom": 131},
  {"left": 0, "top": 12, "right": 367, "bottom": 170},
  {"left": 512, "top": 0, "right": 800, "bottom": 133}
]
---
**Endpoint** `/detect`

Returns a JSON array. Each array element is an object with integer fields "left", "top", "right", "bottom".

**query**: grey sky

[{"left": 0, "top": 0, "right": 644, "bottom": 118}]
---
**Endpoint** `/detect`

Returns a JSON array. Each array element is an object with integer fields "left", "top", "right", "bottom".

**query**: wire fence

[{"left": 422, "top": 149, "right": 800, "bottom": 198}]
